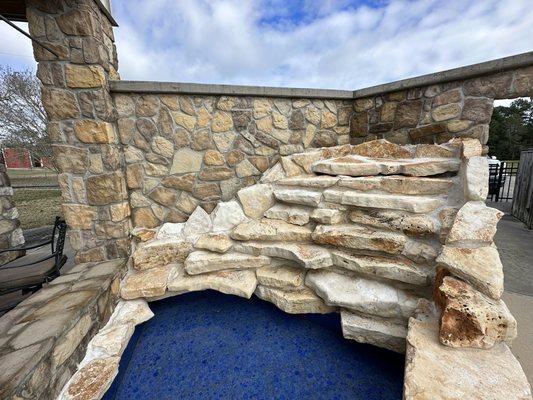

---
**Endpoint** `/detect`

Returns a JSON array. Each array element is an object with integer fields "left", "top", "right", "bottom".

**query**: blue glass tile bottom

[{"left": 103, "top": 290, "right": 404, "bottom": 400}]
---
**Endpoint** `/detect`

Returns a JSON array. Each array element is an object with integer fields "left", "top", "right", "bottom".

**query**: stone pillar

[
  {"left": 0, "top": 158, "right": 25, "bottom": 265},
  {"left": 26, "top": 0, "right": 130, "bottom": 263}
]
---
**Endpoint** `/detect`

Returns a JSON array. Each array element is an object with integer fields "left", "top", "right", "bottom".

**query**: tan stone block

[
  {"left": 74, "top": 120, "right": 116, "bottom": 143},
  {"left": 436, "top": 276, "right": 516, "bottom": 349},
  {"left": 256, "top": 116, "right": 273, "bottom": 133},
  {"left": 132, "top": 207, "right": 159, "bottom": 228},
  {"left": 151, "top": 136, "right": 174, "bottom": 158},
  {"left": 432, "top": 89, "right": 462, "bottom": 106},
  {"left": 447, "top": 119, "right": 472, "bottom": 133},
  {"left": 161, "top": 173, "right": 196, "bottom": 191},
  {"left": 432, "top": 103, "right": 462, "bottom": 122},
  {"left": 272, "top": 111, "right": 289, "bottom": 129},
  {"left": 65, "top": 65, "right": 106, "bottom": 88},
  {"left": 53, "top": 145, "right": 88, "bottom": 173},
  {"left": 170, "top": 148, "right": 203, "bottom": 174},
  {"left": 110, "top": 202, "right": 131, "bottom": 222},
  {"left": 197, "top": 107, "right": 211, "bottom": 128},
  {"left": 149, "top": 186, "right": 178, "bottom": 207},
  {"left": 199, "top": 166, "right": 234, "bottom": 181},
  {"left": 253, "top": 99, "right": 272, "bottom": 118},
  {"left": 204, "top": 150, "right": 225, "bottom": 166},
  {"left": 171, "top": 111, "right": 196, "bottom": 131},
  {"left": 125, "top": 163, "right": 143, "bottom": 189},
  {"left": 87, "top": 172, "right": 127, "bottom": 206},
  {"left": 354, "top": 98, "right": 374, "bottom": 111},
  {"left": 63, "top": 204, "right": 96, "bottom": 229},
  {"left": 320, "top": 110, "right": 337, "bottom": 129},
  {"left": 381, "top": 102, "right": 397, "bottom": 122},
  {"left": 211, "top": 111, "right": 233, "bottom": 132},
  {"left": 41, "top": 87, "right": 80, "bottom": 120},
  {"left": 133, "top": 239, "right": 193, "bottom": 270},
  {"left": 160, "top": 95, "right": 180, "bottom": 110}
]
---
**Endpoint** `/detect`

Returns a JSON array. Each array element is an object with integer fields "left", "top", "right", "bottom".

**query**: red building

[{"left": 2, "top": 148, "right": 32, "bottom": 169}]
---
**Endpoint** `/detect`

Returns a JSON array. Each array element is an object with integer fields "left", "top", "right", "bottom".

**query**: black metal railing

[{"left": 488, "top": 162, "right": 519, "bottom": 202}]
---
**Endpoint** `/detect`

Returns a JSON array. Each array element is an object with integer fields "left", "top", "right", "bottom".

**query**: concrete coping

[{"left": 110, "top": 51, "right": 533, "bottom": 99}]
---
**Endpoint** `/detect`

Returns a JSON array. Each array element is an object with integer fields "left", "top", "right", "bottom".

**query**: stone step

[
  {"left": 312, "top": 224, "right": 407, "bottom": 255},
  {"left": 338, "top": 175, "right": 455, "bottom": 195},
  {"left": 184, "top": 251, "right": 271, "bottom": 275},
  {"left": 167, "top": 264, "right": 257, "bottom": 299},
  {"left": 230, "top": 219, "right": 312, "bottom": 242},
  {"left": 264, "top": 204, "right": 310, "bottom": 226},
  {"left": 348, "top": 209, "right": 436, "bottom": 236},
  {"left": 404, "top": 305, "right": 531, "bottom": 400},
  {"left": 331, "top": 250, "right": 430, "bottom": 286},
  {"left": 312, "top": 155, "right": 460, "bottom": 177},
  {"left": 323, "top": 188, "right": 442, "bottom": 213},
  {"left": 255, "top": 285, "right": 335, "bottom": 314},
  {"left": 233, "top": 241, "right": 333, "bottom": 270},
  {"left": 341, "top": 309, "right": 407, "bottom": 353},
  {"left": 256, "top": 265, "right": 305, "bottom": 289},
  {"left": 305, "top": 269, "right": 419, "bottom": 319},
  {"left": 277, "top": 175, "right": 340, "bottom": 188},
  {"left": 273, "top": 187, "right": 323, "bottom": 207}
]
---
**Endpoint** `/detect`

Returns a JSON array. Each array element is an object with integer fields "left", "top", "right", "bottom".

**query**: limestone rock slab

[
  {"left": 231, "top": 219, "right": 312, "bottom": 242},
  {"left": 273, "top": 187, "right": 323, "bottom": 207},
  {"left": 349, "top": 209, "right": 436, "bottom": 236},
  {"left": 132, "top": 239, "right": 193, "bottom": 270},
  {"left": 331, "top": 251, "right": 430, "bottom": 286},
  {"left": 341, "top": 309, "right": 407, "bottom": 353},
  {"left": 120, "top": 265, "right": 173, "bottom": 300},
  {"left": 278, "top": 175, "right": 339, "bottom": 188},
  {"left": 211, "top": 200, "right": 248, "bottom": 232},
  {"left": 168, "top": 264, "right": 257, "bottom": 298},
  {"left": 338, "top": 175, "right": 455, "bottom": 195},
  {"left": 156, "top": 222, "right": 185, "bottom": 240},
  {"left": 255, "top": 285, "right": 335, "bottom": 314},
  {"left": 264, "top": 203, "right": 310, "bottom": 226},
  {"left": 183, "top": 206, "right": 213, "bottom": 242},
  {"left": 436, "top": 276, "right": 517, "bottom": 349},
  {"left": 447, "top": 201, "right": 503, "bottom": 245},
  {"left": 256, "top": 265, "right": 304, "bottom": 289},
  {"left": 404, "top": 310, "right": 531, "bottom": 400},
  {"left": 310, "top": 208, "right": 345, "bottom": 224},
  {"left": 184, "top": 251, "right": 270, "bottom": 275},
  {"left": 195, "top": 233, "right": 233, "bottom": 253},
  {"left": 305, "top": 270, "right": 418, "bottom": 319},
  {"left": 59, "top": 357, "right": 120, "bottom": 400},
  {"left": 234, "top": 241, "right": 333, "bottom": 270},
  {"left": 312, "top": 224, "right": 407, "bottom": 254},
  {"left": 237, "top": 184, "right": 275, "bottom": 219},
  {"left": 464, "top": 156, "right": 489, "bottom": 200},
  {"left": 108, "top": 299, "right": 154, "bottom": 326},
  {"left": 323, "top": 188, "right": 442, "bottom": 213},
  {"left": 437, "top": 245, "right": 503, "bottom": 299}
]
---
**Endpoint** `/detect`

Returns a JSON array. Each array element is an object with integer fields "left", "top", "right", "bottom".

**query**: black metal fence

[{"left": 488, "top": 162, "right": 519, "bottom": 202}]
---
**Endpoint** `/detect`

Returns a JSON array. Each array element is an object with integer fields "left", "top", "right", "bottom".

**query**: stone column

[
  {"left": 26, "top": 0, "right": 130, "bottom": 263},
  {"left": 0, "top": 158, "right": 25, "bottom": 265}
]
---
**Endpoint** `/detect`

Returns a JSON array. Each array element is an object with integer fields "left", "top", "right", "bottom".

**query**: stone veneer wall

[
  {"left": 112, "top": 92, "right": 353, "bottom": 228},
  {"left": 350, "top": 65, "right": 533, "bottom": 152},
  {"left": 0, "top": 163, "right": 25, "bottom": 265},
  {"left": 27, "top": 0, "right": 130, "bottom": 264},
  {"left": 0, "top": 259, "right": 124, "bottom": 399}
]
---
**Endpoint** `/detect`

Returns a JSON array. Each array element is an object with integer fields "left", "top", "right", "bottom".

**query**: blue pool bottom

[{"left": 103, "top": 290, "right": 404, "bottom": 399}]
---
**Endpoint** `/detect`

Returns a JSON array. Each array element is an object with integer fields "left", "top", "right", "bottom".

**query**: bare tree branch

[{"left": 0, "top": 66, "right": 51, "bottom": 160}]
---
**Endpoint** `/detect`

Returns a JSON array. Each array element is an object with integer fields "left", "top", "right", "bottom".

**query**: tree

[
  {"left": 0, "top": 66, "right": 51, "bottom": 160},
  {"left": 488, "top": 98, "right": 533, "bottom": 160}
]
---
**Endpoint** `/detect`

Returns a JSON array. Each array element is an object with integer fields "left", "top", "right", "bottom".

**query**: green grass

[
  {"left": 7, "top": 168, "right": 58, "bottom": 187},
  {"left": 12, "top": 189, "right": 63, "bottom": 230}
]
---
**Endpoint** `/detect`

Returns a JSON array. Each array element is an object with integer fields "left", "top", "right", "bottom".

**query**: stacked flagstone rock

[{"left": 120, "top": 138, "right": 521, "bottom": 358}]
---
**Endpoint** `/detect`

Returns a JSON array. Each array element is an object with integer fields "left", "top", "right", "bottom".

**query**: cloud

[{"left": 1, "top": 0, "right": 532, "bottom": 91}]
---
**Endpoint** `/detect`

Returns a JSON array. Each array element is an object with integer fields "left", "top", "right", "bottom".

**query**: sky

[{"left": 1, "top": 0, "right": 532, "bottom": 94}]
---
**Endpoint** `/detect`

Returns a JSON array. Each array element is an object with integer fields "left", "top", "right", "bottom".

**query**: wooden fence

[{"left": 512, "top": 149, "right": 533, "bottom": 229}]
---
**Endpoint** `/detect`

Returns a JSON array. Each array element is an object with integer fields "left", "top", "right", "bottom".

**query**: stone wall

[
  {"left": 113, "top": 138, "right": 530, "bottom": 397},
  {"left": 27, "top": 0, "right": 130, "bottom": 264},
  {"left": 350, "top": 66, "right": 533, "bottom": 152},
  {"left": 0, "top": 259, "right": 124, "bottom": 399},
  {"left": 113, "top": 92, "right": 352, "bottom": 228},
  {"left": 0, "top": 163, "right": 25, "bottom": 266}
]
